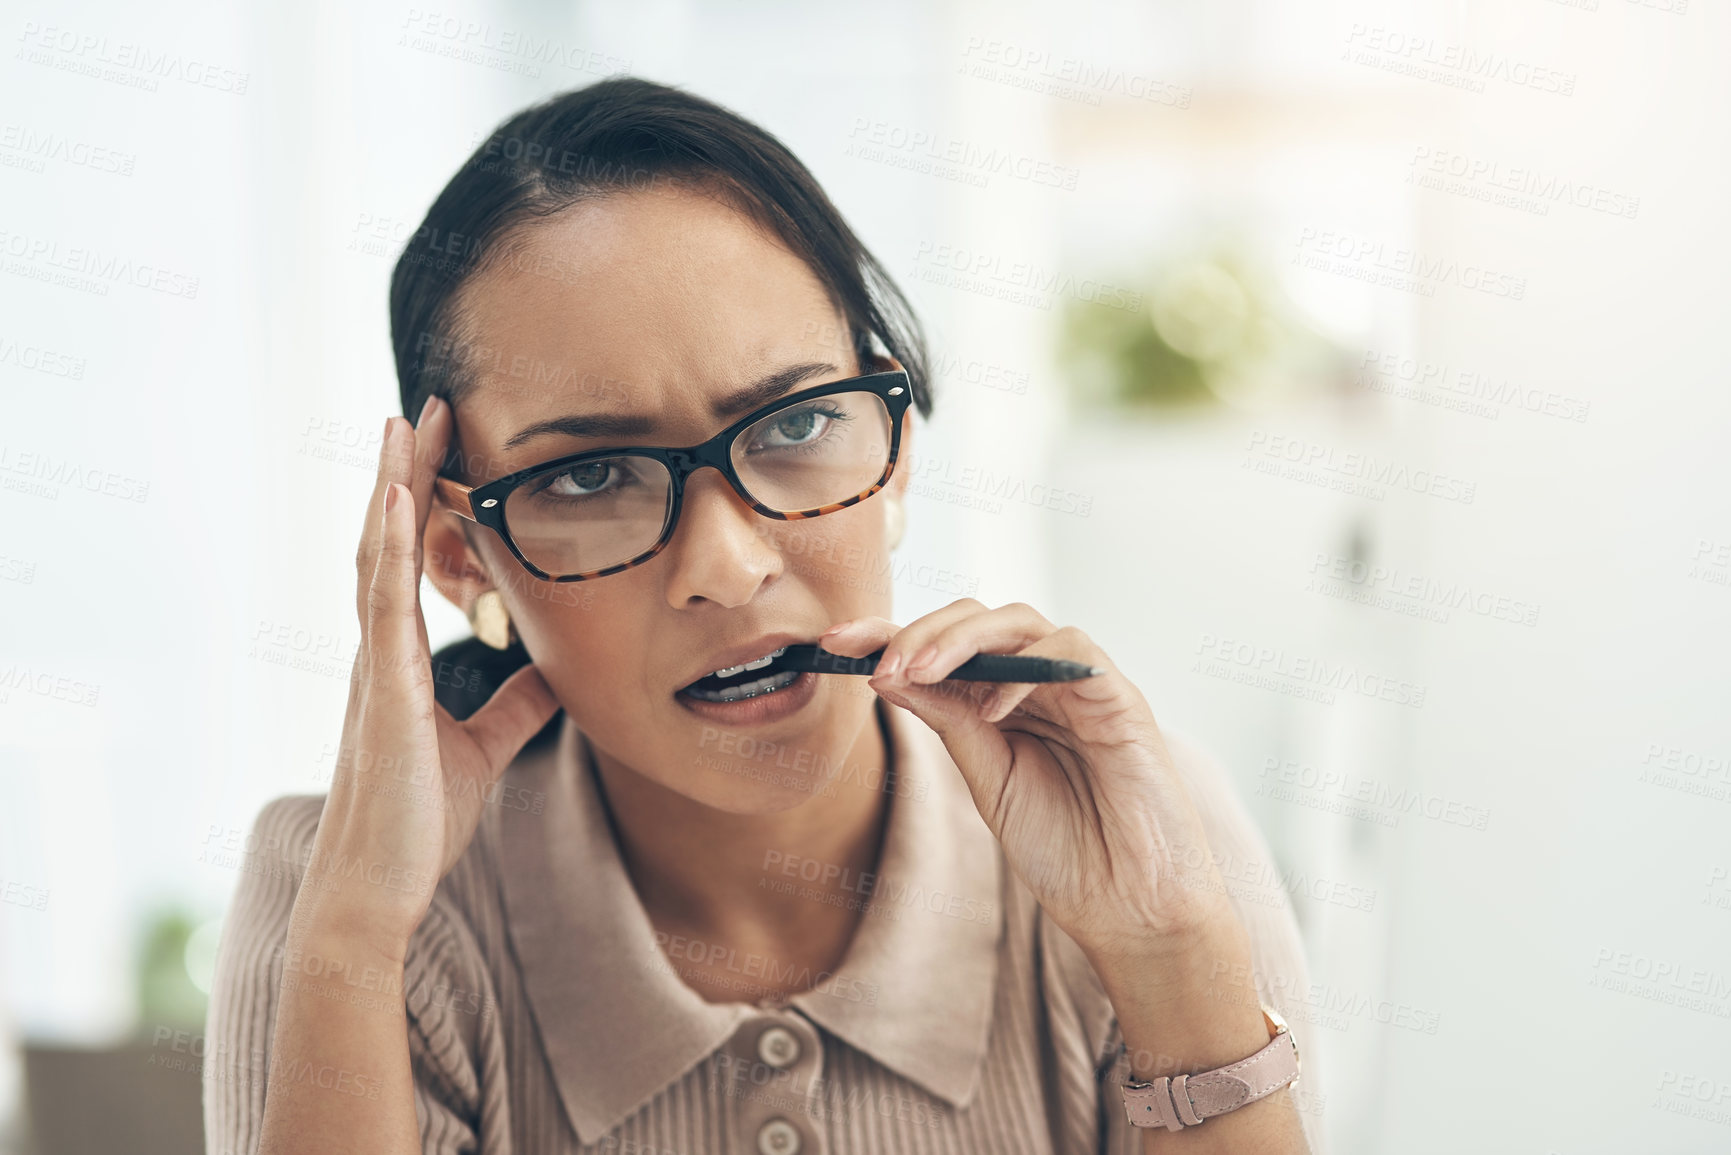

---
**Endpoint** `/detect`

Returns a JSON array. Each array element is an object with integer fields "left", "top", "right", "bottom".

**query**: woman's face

[{"left": 422, "top": 182, "right": 912, "bottom": 814}]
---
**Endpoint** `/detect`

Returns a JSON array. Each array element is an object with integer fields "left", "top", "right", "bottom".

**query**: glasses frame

[{"left": 432, "top": 368, "right": 914, "bottom": 582}]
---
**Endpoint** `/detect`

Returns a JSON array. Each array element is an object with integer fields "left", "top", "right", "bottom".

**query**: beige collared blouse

[{"left": 205, "top": 700, "right": 1327, "bottom": 1154}]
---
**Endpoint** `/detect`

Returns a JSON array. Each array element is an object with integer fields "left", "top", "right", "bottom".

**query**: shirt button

[
  {"left": 756, "top": 1026, "right": 801, "bottom": 1068},
  {"left": 756, "top": 1117, "right": 801, "bottom": 1155}
]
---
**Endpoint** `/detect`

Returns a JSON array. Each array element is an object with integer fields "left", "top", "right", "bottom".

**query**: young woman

[{"left": 205, "top": 78, "right": 1323, "bottom": 1155}]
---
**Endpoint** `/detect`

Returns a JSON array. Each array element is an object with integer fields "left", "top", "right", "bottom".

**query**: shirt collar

[{"left": 499, "top": 699, "right": 1003, "bottom": 1145}]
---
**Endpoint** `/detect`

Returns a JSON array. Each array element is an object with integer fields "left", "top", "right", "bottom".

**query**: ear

[{"left": 422, "top": 501, "right": 496, "bottom": 616}]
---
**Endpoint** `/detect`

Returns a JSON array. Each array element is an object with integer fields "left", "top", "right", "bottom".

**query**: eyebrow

[{"left": 502, "top": 361, "right": 842, "bottom": 451}]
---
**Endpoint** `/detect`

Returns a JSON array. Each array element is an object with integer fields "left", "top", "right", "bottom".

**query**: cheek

[
  {"left": 756, "top": 505, "right": 893, "bottom": 604},
  {"left": 519, "top": 587, "right": 654, "bottom": 718},
  {"left": 466, "top": 536, "right": 632, "bottom": 676},
  {"left": 467, "top": 534, "right": 595, "bottom": 619}
]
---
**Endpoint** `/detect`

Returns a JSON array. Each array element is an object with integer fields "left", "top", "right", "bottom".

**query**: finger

[
  {"left": 819, "top": 598, "right": 988, "bottom": 676},
  {"left": 366, "top": 481, "right": 427, "bottom": 694},
  {"left": 899, "top": 601, "right": 1057, "bottom": 685},
  {"left": 870, "top": 598, "right": 987, "bottom": 678},
  {"left": 982, "top": 680, "right": 1036, "bottom": 724},
  {"left": 461, "top": 662, "right": 562, "bottom": 774},
  {"left": 356, "top": 415, "right": 416, "bottom": 628},
  {"left": 983, "top": 628, "right": 1147, "bottom": 737},
  {"left": 889, "top": 619, "right": 1115, "bottom": 739},
  {"left": 870, "top": 672, "right": 1012, "bottom": 827},
  {"left": 873, "top": 623, "right": 1118, "bottom": 828},
  {"left": 816, "top": 614, "right": 899, "bottom": 657},
  {"left": 406, "top": 395, "right": 451, "bottom": 572}
]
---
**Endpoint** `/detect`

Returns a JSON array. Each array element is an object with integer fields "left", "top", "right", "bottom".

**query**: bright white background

[{"left": 2, "top": 1, "right": 1728, "bottom": 1153}]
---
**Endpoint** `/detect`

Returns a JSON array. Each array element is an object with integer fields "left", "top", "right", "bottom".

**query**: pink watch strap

[{"left": 1120, "top": 1007, "right": 1300, "bottom": 1131}]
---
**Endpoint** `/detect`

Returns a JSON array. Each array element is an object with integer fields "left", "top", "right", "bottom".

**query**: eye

[
  {"left": 749, "top": 402, "right": 851, "bottom": 453},
  {"left": 528, "top": 459, "right": 623, "bottom": 500}
]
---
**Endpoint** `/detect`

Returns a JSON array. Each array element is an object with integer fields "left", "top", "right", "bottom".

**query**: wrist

[
  {"left": 287, "top": 888, "right": 418, "bottom": 968},
  {"left": 1087, "top": 909, "right": 1271, "bottom": 1080},
  {"left": 277, "top": 915, "right": 411, "bottom": 1022},
  {"left": 1080, "top": 895, "right": 1249, "bottom": 982}
]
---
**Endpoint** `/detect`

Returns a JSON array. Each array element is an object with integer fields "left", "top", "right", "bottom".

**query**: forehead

[{"left": 449, "top": 185, "right": 852, "bottom": 458}]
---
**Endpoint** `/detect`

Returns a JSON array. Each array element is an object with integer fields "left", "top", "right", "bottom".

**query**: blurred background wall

[{"left": 2, "top": 0, "right": 1728, "bottom": 1152}]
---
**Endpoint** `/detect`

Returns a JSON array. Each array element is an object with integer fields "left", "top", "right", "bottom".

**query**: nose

[{"left": 660, "top": 465, "right": 781, "bottom": 609}]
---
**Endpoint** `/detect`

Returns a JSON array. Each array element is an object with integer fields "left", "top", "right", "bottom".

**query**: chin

[{"left": 676, "top": 749, "right": 845, "bottom": 814}]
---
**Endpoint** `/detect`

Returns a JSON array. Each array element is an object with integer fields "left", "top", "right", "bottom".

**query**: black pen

[{"left": 775, "top": 643, "right": 1102, "bottom": 683}]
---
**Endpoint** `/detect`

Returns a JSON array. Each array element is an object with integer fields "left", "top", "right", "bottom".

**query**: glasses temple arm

[{"left": 432, "top": 475, "right": 478, "bottom": 522}]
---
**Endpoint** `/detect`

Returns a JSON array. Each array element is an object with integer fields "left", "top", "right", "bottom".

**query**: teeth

[
  {"left": 683, "top": 668, "right": 802, "bottom": 703},
  {"left": 710, "top": 646, "right": 787, "bottom": 679}
]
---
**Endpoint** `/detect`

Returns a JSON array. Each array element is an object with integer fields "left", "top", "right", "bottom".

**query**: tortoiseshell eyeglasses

[{"left": 431, "top": 369, "right": 913, "bottom": 582}]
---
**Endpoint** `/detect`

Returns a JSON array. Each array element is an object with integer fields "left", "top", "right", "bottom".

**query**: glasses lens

[
  {"left": 497, "top": 389, "right": 895, "bottom": 578},
  {"left": 503, "top": 454, "right": 673, "bottom": 576},
  {"left": 731, "top": 389, "right": 893, "bottom": 512}
]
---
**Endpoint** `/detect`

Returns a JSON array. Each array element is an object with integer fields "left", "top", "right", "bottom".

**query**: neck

[{"left": 589, "top": 700, "right": 895, "bottom": 990}]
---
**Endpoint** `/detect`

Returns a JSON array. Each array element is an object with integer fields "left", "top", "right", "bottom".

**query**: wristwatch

[{"left": 1120, "top": 1005, "right": 1300, "bottom": 1131}]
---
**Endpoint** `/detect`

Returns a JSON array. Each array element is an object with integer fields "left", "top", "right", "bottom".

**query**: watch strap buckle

[{"left": 1122, "top": 1073, "right": 1204, "bottom": 1131}]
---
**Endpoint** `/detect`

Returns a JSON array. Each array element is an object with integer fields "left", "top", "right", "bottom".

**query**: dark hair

[
  {"left": 391, "top": 77, "right": 932, "bottom": 724},
  {"left": 388, "top": 75, "right": 932, "bottom": 436}
]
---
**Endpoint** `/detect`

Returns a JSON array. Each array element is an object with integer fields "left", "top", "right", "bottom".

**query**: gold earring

[
  {"left": 468, "top": 589, "right": 515, "bottom": 650},
  {"left": 885, "top": 495, "right": 905, "bottom": 551}
]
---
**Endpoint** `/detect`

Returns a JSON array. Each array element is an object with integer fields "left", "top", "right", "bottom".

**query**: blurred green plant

[
  {"left": 135, "top": 903, "right": 213, "bottom": 1032},
  {"left": 1058, "top": 242, "right": 1344, "bottom": 414}
]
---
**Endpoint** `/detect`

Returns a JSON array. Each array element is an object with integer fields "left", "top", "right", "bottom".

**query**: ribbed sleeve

[
  {"left": 202, "top": 795, "right": 320, "bottom": 1155},
  {"left": 201, "top": 794, "right": 505, "bottom": 1155}
]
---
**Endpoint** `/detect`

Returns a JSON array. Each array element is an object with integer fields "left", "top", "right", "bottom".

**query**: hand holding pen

[{"left": 810, "top": 601, "right": 1248, "bottom": 976}]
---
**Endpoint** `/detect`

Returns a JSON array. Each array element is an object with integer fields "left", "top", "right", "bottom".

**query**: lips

[{"left": 674, "top": 631, "right": 819, "bottom": 695}]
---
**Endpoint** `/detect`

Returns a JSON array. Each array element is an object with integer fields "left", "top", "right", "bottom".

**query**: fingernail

[
  {"left": 907, "top": 644, "right": 939, "bottom": 676},
  {"left": 822, "top": 620, "right": 855, "bottom": 638},
  {"left": 418, "top": 395, "right": 436, "bottom": 425},
  {"left": 385, "top": 483, "right": 399, "bottom": 513},
  {"left": 877, "top": 651, "right": 902, "bottom": 677}
]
